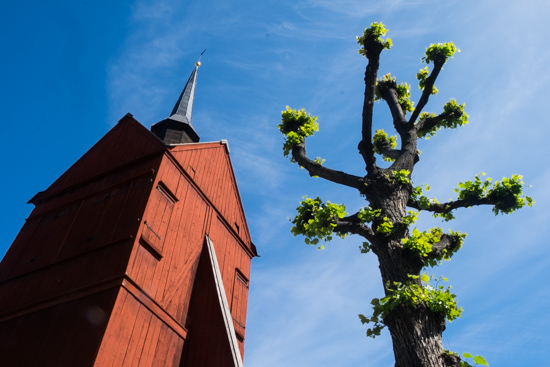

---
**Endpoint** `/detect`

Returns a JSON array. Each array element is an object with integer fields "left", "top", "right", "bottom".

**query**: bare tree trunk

[
  {"left": 386, "top": 305, "right": 458, "bottom": 367},
  {"left": 369, "top": 185, "right": 461, "bottom": 367}
]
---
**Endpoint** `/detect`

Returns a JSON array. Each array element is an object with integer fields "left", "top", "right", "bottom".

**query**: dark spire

[
  {"left": 151, "top": 59, "right": 202, "bottom": 144},
  {"left": 169, "top": 64, "right": 198, "bottom": 127}
]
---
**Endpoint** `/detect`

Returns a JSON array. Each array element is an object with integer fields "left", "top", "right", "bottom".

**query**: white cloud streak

[{"left": 105, "top": 0, "right": 550, "bottom": 365}]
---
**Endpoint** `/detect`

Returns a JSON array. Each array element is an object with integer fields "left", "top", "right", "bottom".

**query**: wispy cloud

[
  {"left": 306, "top": 0, "right": 430, "bottom": 18},
  {"left": 245, "top": 241, "right": 394, "bottom": 366},
  {"left": 103, "top": 0, "right": 550, "bottom": 365}
]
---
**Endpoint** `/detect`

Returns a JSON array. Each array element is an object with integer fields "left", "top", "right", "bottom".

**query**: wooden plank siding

[
  {"left": 42, "top": 115, "right": 165, "bottom": 199},
  {"left": 0, "top": 216, "right": 40, "bottom": 282},
  {"left": 0, "top": 288, "right": 118, "bottom": 367},
  {"left": 94, "top": 288, "right": 185, "bottom": 367},
  {"left": 94, "top": 289, "right": 187, "bottom": 367},
  {"left": 170, "top": 143, "right": 252, "bottom": 248},
  {"left": 126, "top": 153, "right": 210, "bottom": 341},
  {"left": 0, "top": 168, "right": 156, "bottom": 313},
  {"left": 0, "top": 115, "right": 255, "bottom": 366},
  {"left": 207, "top": 215, "right": 252, "bottom": 356},
  {"left": 0, "top": 162, "right": 158, "bottom": 282},
  {"left": 0, "top": 239, "right": 133, "bottom": 318},
  {"left": 124, "top": 144, "right": 255, "bottom": 362}
]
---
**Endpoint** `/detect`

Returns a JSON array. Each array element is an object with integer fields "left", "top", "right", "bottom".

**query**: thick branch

[
  {"left": 291, "top": 143, "right": 365, "bottom": 190},
  {"left": 377, "top": 85, "right": 421, "bottom": 171},
  {"left": 407, "top": 196, "right": 493, "bottom": 213},
  {"left": 373, "top": 138, "right": 401, "bottom": 161},
  {"left": 408, "top": 61, "right": 444, "bottom": 124},
  {"left": 335, "top": 213, "right": 379, "bottom": 245},
  {"left": 429, "top": 234, "right": 459, "bottom": 258},
  {"left": 415, "top": 110, "right": 463, "bottom": 136},
  {"left": 379, "top": 85, "right": 408, "bottom": 135},
  {"left": 359, "top": 42, "right": 384, "bottom": 172}
]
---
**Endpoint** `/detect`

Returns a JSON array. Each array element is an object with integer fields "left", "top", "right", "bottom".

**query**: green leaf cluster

[
  {"left": 376, "top": 216, "right": 395, "bottom": 234},
  {"left": 449, "top": 230, "right": 466, "bottom": 249},
  {"left": 403, "top": 228, "right": 466, "bottom": 266},
  {"left": 390, "top": 169, "right": 411, "bottom": 184},
  {"left": 372, "top": 129, "right": 397, "bottom": 162},
  {"left": 374, "top": 74, "right": 414, "bottom": 114},
  {"left": 455, "top": 173, "right": 534, "bottom": 215},
  {"left": 357, "top": 206, "right": 381, "bottom": 223},
  {"left": 417, "top": 99, "right": 469, "bottom": 139},
  {"left": 443, "top": 98, "right": 469, "bottom": 127},
  {"left": 278, "top": 106, "right": 319, "bottom": 157},
  {"left": 374, "top": 73, "right": 394, "bottom": 101},
  {"left": 416, "top": 66, "right": 438, "bottom": 95},
  {"left": 359, "top": 298, "right": 385, "bottom": 338},
  {"left": 396, "top": 82, "right": 414, "bottom": 114},
  {"left": 362, "top": 275, "right": 462, "bottom": 338},
  {"left": 433, "top": 209, "right": 455, "bottom": 222},
  {"left": 422, "top": 42, "right": 460, "bottom": 64},
  {"left": 410, "top": 184, "right": 432, "bottom": 209},
  {"left": 356, "top": 22, "right": 392, "bottom": 56},
  {"left": 313, "top": 156, "right": 325, "bottom": 165},
  {"left": 487, "top": 175, "right": 534, "bottom": 214},
  {"left": 392, "top": 275, "right": 462, "bottom": 321},
  {"left": 359, "top": 241, "right": 372, "bottom": 254},
  {"left": 416, "top": 112, "right": 437, "bottom": 139},
  {"left": 290, "top": 196, "right": 347, "bottom": 248},
  {"left": 460, "top": 353, "right": 489, "bottom": 366},
  {"left": 401, "top": 210, "right": 419, "bottom": 226},
  {"left": 403, "top": 228, "right": 442, "bottom": 263},
  {"left": 456, "top": 173, "right": 491, "bottom": 201},
  {"left": 357, "top": 206, "right": 396, "bottom": 235}
]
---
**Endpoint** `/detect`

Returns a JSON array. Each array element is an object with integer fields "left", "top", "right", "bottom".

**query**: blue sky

[{"left": 1, "top": 0, "right": 549, "bottom": 366}]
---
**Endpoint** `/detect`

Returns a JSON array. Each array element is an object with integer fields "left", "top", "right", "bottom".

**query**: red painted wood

[
  {"left": 95, "top": 289, "right": 184, "bottom": 367},
  {"left": 138, "top": 310, "right": 164, "bottom": 366},
  {"left": 207, "top": 215, "right": 252, "bottom": 356},
  {"left": 0, "top": 239, "right": 133, "bottom": 315},
  {"left": 0, "top": 288, "right": 118, "bottom": 367},
  {"left": 0, "top": 116, "right": 255, "bottom": 366},
  {"left": 232, "top": 270, "right": 249, "bottom": 335},
  {"left": 0, "top": 217, "right": 39, "bottom": 281},
  {"left": 122, "top": 303, "right": 153, "bottom": 366},
  {"left": 171, "top": 143, "right": 253, "bottom": 248},
  {"left": 44, "top": 115, "right": 165, "bottom": 198}
]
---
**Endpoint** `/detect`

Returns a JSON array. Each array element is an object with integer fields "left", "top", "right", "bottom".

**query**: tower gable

[{"left": 169, "top": 142, "right": 253, "bottom": 250}]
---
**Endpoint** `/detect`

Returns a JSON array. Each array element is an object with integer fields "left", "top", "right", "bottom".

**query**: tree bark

[
  {"left": 367, "top": 177, "right": 460, "bottom": 367},
  {"left": 385, "top": 305, "right": 457, "bottom": 367}
]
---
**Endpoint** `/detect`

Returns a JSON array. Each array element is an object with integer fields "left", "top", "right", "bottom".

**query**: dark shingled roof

[{"left": 151, "top": 64, "right": 200, "bottom": 144}]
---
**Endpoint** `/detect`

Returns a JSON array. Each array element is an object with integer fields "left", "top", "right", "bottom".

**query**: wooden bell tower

[{"left": 0, "top": 62, "right": 257, "bottom": 366}]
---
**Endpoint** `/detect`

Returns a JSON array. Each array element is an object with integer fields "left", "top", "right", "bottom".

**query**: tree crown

[{"left": 278, "top": 22, "right": 532, "bottom": 367}]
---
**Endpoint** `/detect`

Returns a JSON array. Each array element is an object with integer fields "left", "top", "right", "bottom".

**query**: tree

[{"left": 278, "top": 23, "right": 532, "bottom": 367}]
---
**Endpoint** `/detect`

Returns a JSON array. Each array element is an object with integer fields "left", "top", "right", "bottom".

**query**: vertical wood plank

[{"left": 122, "top": 304, "right": 153, "bottom": 367}]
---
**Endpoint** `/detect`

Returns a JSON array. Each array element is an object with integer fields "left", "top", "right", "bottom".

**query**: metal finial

[{"left": 196, "top": 49, "right": 207, "bottom": 67}]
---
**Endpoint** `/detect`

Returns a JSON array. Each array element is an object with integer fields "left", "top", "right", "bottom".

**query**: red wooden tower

[{"left": 0, "top": 62, "right": 257, "bottom": 366}]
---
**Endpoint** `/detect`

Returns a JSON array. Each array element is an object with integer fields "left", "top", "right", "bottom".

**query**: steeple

[{"left": 151, "top": 60, "right": 202, "bottom": 144}]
